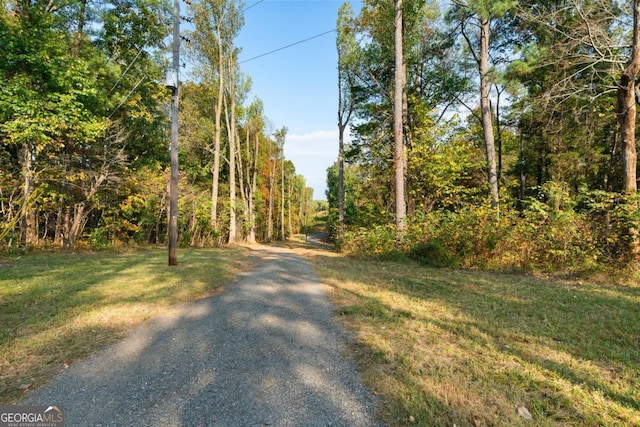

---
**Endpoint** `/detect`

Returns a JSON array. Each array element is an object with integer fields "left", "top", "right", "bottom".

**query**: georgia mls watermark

[{"left": 0, "top": 406, "right": 63, "bottom": 427}]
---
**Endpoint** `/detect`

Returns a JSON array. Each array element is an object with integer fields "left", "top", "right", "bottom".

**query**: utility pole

[
  {"left": 393, "top": 0, "right": 406, "bottom": 232},
  {"left": 167, "top": 0, "right": 180, "bottom": 266}
]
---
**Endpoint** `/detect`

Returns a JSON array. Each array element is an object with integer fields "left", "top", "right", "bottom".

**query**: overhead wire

[
  {"left": 239, "top": 29, "right": 336, "bottom": 64},
  {"left": 110, "top": 48, "right": 144, "bottom": 93},
  {"left": 243, "top": 0, "right": 264, "bottom": 12},
  {"left": 109, "top": 75, "right": 148, "bottom": 119}
]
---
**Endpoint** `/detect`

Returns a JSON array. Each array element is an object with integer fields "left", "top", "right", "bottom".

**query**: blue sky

[{"left": 235, "top": 0, "right": 361, "bottom": 200}]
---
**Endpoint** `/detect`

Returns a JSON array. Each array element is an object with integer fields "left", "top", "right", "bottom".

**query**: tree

[
  {"left": 337, "top": 2, "right": 357, "bottom": 235},
  {"left": 449, "top": 0, "right": 516, "bottom": 212},
  {"left": 343, "top": 0, "right": 467, "bottom": 226},
  {"left": 239, "top": 97, "right": 264, "bottom": 243},
  {"left": 273, "top": 127, "right": 287, "bottom": 240},
  {"left": 617, "top": 0, "right": 640, "bottom": 257},
  {"left": 508, "top": 1, "right": 625, "bottom": 192},
  {"left": 224, "top": 48, "right": 244, "bottom": 245},
  {"left": 618, "top": 0, "right": 639, "bottom": 193},
  {"left": 393, "top": 0, "right": 407, "bottom": 231},
  {"left": 188, "top": 0, "right": 243, "bottom": 233}
]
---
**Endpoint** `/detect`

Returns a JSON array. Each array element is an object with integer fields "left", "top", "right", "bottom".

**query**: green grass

[
  {"left": 303, "top": 252, "right": 640, "bottom": 426},
  {"left": 0, "top": 247, "right": 259, "bottom": 404}
]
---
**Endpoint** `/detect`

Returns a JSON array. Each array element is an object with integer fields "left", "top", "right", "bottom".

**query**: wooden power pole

[{"left": 168, "top": 0, "right": 180, "bottom": 266}]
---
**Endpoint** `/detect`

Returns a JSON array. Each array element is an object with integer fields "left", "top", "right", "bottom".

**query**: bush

[
  {"left": 342, "top": 224, "right": 400, "bottom": 257},
  {"left": 340, "top": 193, "right": 619, "bottom": 275},
  {"left": 408, "top": 239, "right": 455, "bottom": 267}
]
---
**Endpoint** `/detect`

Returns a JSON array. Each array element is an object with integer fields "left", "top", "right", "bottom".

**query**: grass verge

[
  {"left": 0, "top": 246, "right": 259, "bottom": 404},
  {"left": 303, "top": 251, "right": 640, "bottom": 426}
]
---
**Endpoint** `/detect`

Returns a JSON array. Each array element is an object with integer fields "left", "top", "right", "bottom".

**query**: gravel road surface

[{"left": 22, "top": 246, "right": 380, "bottom": 426}]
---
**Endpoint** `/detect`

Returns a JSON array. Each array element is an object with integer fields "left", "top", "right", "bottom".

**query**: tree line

[
  {"left": 0, "top": 0, "right": 313, "bottom": 250},
  {"left": 329, "top": 0, "right": 639, "bottom": 272}
]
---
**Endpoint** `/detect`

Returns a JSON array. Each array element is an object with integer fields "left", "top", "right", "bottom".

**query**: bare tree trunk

[
  {"left": 393, "top": 0, "right": 406, "bottom": 232},
  {"left": 280, "top": 148, "right": 285, "bottom": 241},
  {"left": 54, "top": 202, "right": 64, "bottom": 245},
  {"left": 479, "top": 18, "right": 499, "bottom": 211},
  {"left": 494, "top": 85, "right": 505, "bottom": 185},
  {"left": 226, "top": 60, "right": 237, "bottom": 245},
  {"left": 211, "top": 31, "right": 225, "bottom": 232},
  {"left": 64, "top": 202, "right": 87, "bottom": 249},
  {"left": 267, "top": 156, "right": 275, "bottom": 242},
  {"left": 618, "top": 0, "right": 640, "bottom": 193},
  {"left": 338, "top": 124, "right": 346, "bottom": 232},
  {"left": 617, "top": 0, "right": 640, "bottom": 257},
  {"left": 287, "top": 177, "right": 293, "bottom": 237},
  {"left": 336, "top": 3, "right": 356, "bottom": 237},
  {"left": 248, "top": 132, "right": 260, "bottom": 243},
  {"left": 73, "top": 0, "right": 87, "bottom": 56},
  {"left": 238, "top": 127, "right": 248, "bottom": 241},
  {"left": 298, "top": 186, "right": 304, "bottom": 234},
  {"left": 19, "top": 143, "right": 37, "bottom": 246},
  {"left": 63, "top": 206, "right": 71, "bottom": 248}
]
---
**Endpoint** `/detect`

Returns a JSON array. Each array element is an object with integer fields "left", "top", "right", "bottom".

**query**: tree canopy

[
  {"left": 327, "top": 0, "right": 639, "bottom": 269},
  {"left": 1, "top": 0, "right": 638, "bottom": 270}
]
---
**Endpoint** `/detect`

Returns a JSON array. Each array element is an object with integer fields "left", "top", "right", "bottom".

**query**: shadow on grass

[
  {"left": 0, "top": 247, "right": 255, "bottom": 403},
  {"left": 18, "top": 246, "right": 379, "bottom": 426},
  {"left": 307, "top": 253, "right": 640, "bottom": 426}
]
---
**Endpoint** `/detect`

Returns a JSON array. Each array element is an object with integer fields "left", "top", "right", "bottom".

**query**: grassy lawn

[
  {"left": 0, "top": 247, "right": 259, "bottom": 404},
  {"left": 304, "top": 251, "right": 640, "bottom": 426}
]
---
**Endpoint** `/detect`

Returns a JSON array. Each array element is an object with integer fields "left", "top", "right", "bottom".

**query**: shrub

[
  {"left": 340, "top": 196, "right": 613, "bottom": 275},
  {"left": 408, "top": 238, "right": 455, "bottom": 267}
]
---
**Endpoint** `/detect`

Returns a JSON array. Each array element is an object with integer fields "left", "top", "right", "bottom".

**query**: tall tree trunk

[
  {"left": 393, "top": 0, "right": 406, "bottom": 232},
  {"left": 211, "top": 32, "right": 225, "bottom": 233},
  {"left": 226, "top": 60, "right": 237, "bottom": 245},
  {"left": 336, "top": 2, "right": 355, "bottom": 236},
  {"left": 267, "top": 156, "right": 275, "bottom": 242},
  {"left": 494, "top": 85, "right": 505, "bottom": 185},
  {"left": 54, "top": 202, "right": 64, "bottom": 245},
  {"left": 238, "top": 127, "right": 248, "bottom": 241},
  {"left": 248, "top": 132, "right": 260, "bottom": 243},
  {"left": 298, "top": 186, "right": 304, "bottom": 235},
  {"left": 73, "top": 0, "right": 87, "bottom": 56},
  {"left": 287, "top": 177, "right": 293, "bottom": 237},
  {"left": 618, "top": 0, "right": 640, "bottom": 193},
  {"left": 338, "top": 123, "right": 346, "bottom": 232},
  {"left": 239, "top": 125, "right": 259, "bottom": 244},
  {"left": 64, "top": 202, "right": 87, "bottom": 249},
  {"left": 280, "top": 147, "right": 285, "bottom": 241},
  {"left": 617, "top": 0, "right": 640, "bottom": 257},
  {"left": 479, "top": 17, "right": 499, "bottom": 211},
  {"left": 63, "top": 206, "right": 71, "bottom": 248},
  {"left": 19, "top": 143, "right": 37, "bottom": 246}
]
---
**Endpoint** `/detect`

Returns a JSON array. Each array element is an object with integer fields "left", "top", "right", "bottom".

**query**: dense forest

[
  {"left": 1, "top": 0, "right": 639, "bottom": 275},
  {"left": 0, "top": 0, "right": 313, "bottom": 250},
  {"left": 327, "top": 0, "right": 640, "bottom": 274}
]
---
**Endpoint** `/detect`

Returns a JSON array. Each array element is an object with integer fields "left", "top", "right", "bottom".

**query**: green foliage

[
  {"left": 407, "top": 238, "right": 454, "bottom": 267},
  {"left": 342, "top": 224, "right": 400, "bottom": 257},
  {"left": 340, "top": 188, "right": 633, "bottom": 275}
]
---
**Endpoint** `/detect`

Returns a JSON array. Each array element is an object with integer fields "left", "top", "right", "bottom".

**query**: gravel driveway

[{"left": 22, "top": 246, "right": 380, "bottom": 426}]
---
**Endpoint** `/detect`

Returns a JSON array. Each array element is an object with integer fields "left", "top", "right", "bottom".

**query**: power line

[
  {"left": 239, "top": 28, "right": 336, "bottom": 64},
  {"left": 108, "top": 75, "right": 147, "bottom": 119},
  {"left": 109, "top": 48, "right": 144, "bottom": 94},
  {"left": 243, "top": 0, "right": 264, "bottom": 12}
]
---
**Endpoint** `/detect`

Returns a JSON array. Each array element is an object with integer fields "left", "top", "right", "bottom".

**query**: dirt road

[{"left": 22, "top": 245, "right": 379, "bottom": 426}]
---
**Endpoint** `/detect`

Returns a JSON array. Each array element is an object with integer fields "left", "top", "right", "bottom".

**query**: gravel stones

[{"left": 22, "top": 246, "right": 380, "bottom": 427}]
